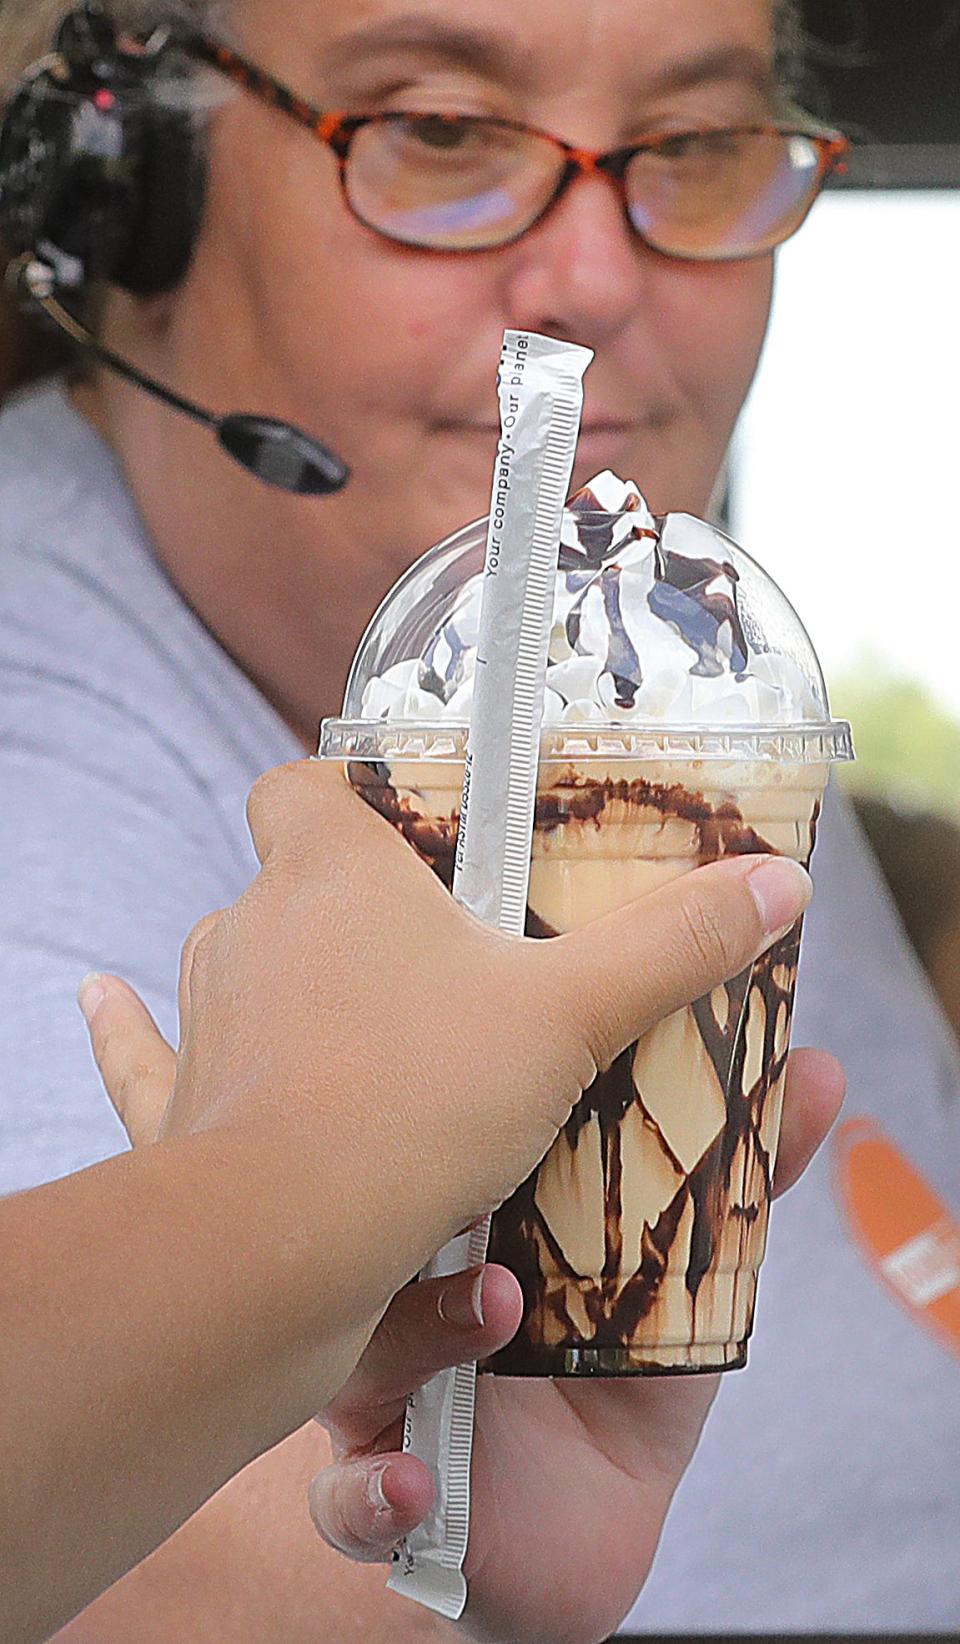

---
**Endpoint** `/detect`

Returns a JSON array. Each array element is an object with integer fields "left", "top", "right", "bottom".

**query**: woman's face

[{"left": 167, "top": 0, "right": 777, "bottom": 559}]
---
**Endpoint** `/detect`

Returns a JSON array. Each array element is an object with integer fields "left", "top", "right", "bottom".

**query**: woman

[{"left": 1, "top": 0, "right": 957, "bottom": 1637}]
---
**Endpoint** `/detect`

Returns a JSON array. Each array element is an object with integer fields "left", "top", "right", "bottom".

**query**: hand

[
  {"left": 82, "top": 759, "right": 825, "bottom": 1324},
  {"left": 81, "top": 758, "right": 844, "bottom": 1643},
  {"left": 87, "top": 974, "right": 841, "bottom": 1644},
  {"left": 309, "top": 1047, "right": 843, "bottom": 1644}
]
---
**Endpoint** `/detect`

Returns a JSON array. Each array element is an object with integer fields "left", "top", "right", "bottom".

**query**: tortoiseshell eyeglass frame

[{"left": 181, "top": 34, "right": 851, "bottom": 261}]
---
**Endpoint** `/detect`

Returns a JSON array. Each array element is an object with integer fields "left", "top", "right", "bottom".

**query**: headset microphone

[
  {"left": 10, "top": 257, "right": 350, "bottom": 496},
  {"left": 0, "top": 4, "right": 350, "bottom": 497}
]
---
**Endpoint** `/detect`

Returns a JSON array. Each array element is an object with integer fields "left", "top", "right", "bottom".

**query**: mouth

[{"left": 438, "top": 419, "right": 645, "bottom": 458}]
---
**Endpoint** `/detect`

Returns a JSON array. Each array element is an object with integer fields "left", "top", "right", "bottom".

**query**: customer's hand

[
  {"left": 308, "top": 1047, "right": 842, "bottom": 1644},
  {"left": 86, "top": 759, "right": 828, "bottom": 1315},
  {"left": 84, "top": 758, "right": 844, "bottom": 1644}
]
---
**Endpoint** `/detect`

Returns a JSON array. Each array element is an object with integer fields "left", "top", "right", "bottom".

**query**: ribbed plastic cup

[{"left": 320, "top": 512, "right": 853, "bottom": 1376}]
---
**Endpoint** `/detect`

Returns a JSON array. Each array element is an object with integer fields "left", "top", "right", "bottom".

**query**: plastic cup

[{"left": 320, "top": 509, "right": 852, "bottom": 1375}]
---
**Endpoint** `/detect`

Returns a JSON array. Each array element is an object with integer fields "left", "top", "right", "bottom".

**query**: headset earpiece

[
  {"left": 117, "top": 93, "right": 206, "bottom": 297},
  {"left": 0, "top": 3, "right": 349, "bottom": 493},
  {"left": 0, "top": 2, "right": 204, "bottom": 296},
  {"left": 56, "top": 1, "right": 123, "bottom": 73}
]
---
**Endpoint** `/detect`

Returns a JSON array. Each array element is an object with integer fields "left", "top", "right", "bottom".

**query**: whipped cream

[{"left": 361, "top": 473, "right": 822, "bottom": 728}]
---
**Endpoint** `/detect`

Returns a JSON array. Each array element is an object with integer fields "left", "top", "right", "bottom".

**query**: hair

[{"left": 0, "top": 0, "right": 807, "bottom": 398}]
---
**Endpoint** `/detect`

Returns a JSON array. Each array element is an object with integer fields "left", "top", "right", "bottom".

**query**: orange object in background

[{"left": 834, "top": 1117, "right": 960, "bottom": 1362}]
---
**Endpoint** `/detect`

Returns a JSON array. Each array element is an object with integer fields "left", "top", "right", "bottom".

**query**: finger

[
  {"left": 308, "top": 1450, "right": 435, "bottom": 1565},
  {"left": 246, "top": 760, "right": 317, "bottom": 866},
  {"left": 542, "top": 854, "right": 813, "bottom": 1076},
  {"left": 245, "top": 757, "right": 427, "bottom": 874},
  {"left": 772, "top": 1046, "right": 846, "bottom": 1198},
  {"left": 246, "top": 759, "right": 352, "bottom": 867},
  {"left": 320, "top": 1265, "right": 522, "bottom": 1451},
  {"left": 77, "top": 973, "right": 176, "bottom": 1147},
  {"left": 177, "top": 910, "right": 224, "bottom": 1034}
]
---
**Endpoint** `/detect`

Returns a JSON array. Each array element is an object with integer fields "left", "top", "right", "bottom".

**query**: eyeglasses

[{"left": 185, "top": 35, "right": 849, "bottom": 263}]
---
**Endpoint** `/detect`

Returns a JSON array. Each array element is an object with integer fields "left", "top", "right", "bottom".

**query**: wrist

[{"left": 217, "top": 1102, "right": 471, "bottom": 1328}]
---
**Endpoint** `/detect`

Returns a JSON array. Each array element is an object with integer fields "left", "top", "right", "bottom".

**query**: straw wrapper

[{"left": 387, "top": 330, "right": 593, "bottom": 1619}]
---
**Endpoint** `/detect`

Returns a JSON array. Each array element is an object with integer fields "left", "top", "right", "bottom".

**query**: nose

[{"left": 501, "top": 168, "right": 653, "bottom": 344}]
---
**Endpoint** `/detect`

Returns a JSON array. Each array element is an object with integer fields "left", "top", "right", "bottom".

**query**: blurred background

[
  {"left": 721, "top": 0, "right": 960, "bottom": 1035},
  {"left": 731, "top": 0, "right": 960, "bottom": 823}
]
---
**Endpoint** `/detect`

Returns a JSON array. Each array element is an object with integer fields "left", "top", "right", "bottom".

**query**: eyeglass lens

[
  {"left": 625, "top": 130, "right": 823, "bottom": 259},
  {"left": 346, "top": 117, "right": 566, "bottom": 251},
  {"left": 345, "top": 118, "right": 825, "bottom": 258}
]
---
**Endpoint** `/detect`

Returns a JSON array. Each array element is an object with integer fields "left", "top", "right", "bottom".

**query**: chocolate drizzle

[
  {"left": 562, "top": 492, "right": 620, "bottom": 561},
  {"left": 559, "top": 486, "right": 651, "bottom": 567},
  {"left": 557, "top": 531, "right": 751, "bottom": 712},
  {"left": 348, "top": 761, "right": 458, "bottom": 885},
  {"left": 419, "top": 616, "right": 471, "bottom": 704},
  {"left": 647, "top": 550, "right": 750, "bottom": 678},
  {"left": 349, "top": 761, "right": 819, "bottom": 1377},
  {"left": 601, "top": 570, "right": 642, "bottom": 708}
]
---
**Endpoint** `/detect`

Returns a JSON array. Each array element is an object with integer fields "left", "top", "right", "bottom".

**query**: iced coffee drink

[{"left": 320, "top": 474, "right": 852, "bottom": 1375}]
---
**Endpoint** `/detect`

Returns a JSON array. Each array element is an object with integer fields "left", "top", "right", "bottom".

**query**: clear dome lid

[{"left": 321, "top": 482, "right": 853, "bottom": 766}]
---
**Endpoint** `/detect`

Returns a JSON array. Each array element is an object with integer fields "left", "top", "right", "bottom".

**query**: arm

[
  {"left": 1, "top": 746, "right": 509, "bottom": 1644},
  {"left": 26, "top": 762, "right": 831, "bottom": 1644},
  {"left": 0, "top": 695, "right": 436, "bottom": 1643},
  {"left": 1, "top": 1101, "right": 465, "bottom": 1644},
  {"left": 0, "top": 725, "right": 446, "bottom": 1642},
  {"left": 50, "top": 1426, "right": 452, "bottom": 1644}
]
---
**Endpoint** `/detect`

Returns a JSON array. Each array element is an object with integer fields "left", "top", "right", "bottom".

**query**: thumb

[
  {"left": 78, "top": 974, "right": 177, "bottom": 1147},
  {"left": 540, "top": 854, "right": 812, "bottom": 1076}
]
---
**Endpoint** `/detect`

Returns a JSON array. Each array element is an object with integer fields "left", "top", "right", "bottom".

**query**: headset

[{"left": 0, "top": 1, "right": 349, "bottom": 494}]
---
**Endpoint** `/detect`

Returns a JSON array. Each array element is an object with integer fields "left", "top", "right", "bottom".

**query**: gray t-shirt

[{"left": 2, "top": 382, "right": 958, "bottom": 1633}]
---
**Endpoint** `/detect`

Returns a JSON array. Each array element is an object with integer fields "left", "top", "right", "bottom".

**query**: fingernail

[
  {"left": 366, "top": 1461, "right": 393, "bottom": 1515},
  {"left": 77, "top": 973, "right": 107, "bottom": 1025},
  {"left": 437, "top": 1268, "right": 486, "bottom": 1330},
  {"left": 746, "top": 858, "right": 813, "bottom": 934}
]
